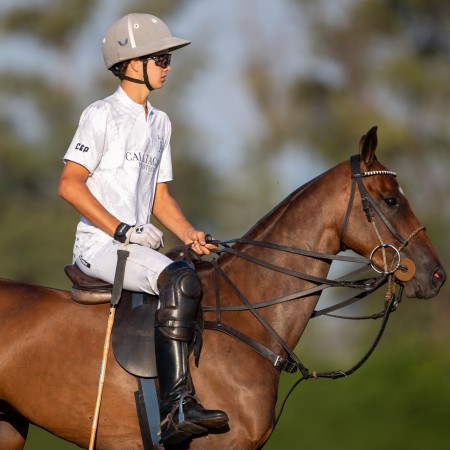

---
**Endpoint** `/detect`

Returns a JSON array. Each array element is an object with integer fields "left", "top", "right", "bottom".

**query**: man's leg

[{"left": 155, "top": 261, "right": 229, "bottom": 445}]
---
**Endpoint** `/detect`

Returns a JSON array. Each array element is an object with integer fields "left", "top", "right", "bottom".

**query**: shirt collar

[{"left": 115, "top": 86, "right": 153, "bottom": 119}]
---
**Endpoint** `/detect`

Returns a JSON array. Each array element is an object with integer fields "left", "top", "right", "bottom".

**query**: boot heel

[{"left": 177, "top": 421, "right": 207, "bottom": 435}]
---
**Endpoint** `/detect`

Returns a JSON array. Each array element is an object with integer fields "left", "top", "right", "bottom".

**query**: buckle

[{"left": 274, "top": 356, "right": 298, "bottom": 373}]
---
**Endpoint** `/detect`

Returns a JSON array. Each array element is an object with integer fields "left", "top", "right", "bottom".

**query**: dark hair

[{"left": 110, "top": 60, "right": 130, "bottom": 79}]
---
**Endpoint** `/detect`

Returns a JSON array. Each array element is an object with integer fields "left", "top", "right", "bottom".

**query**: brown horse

[{"left": 0, "top": 127, "right": 445, "bottom": 450}]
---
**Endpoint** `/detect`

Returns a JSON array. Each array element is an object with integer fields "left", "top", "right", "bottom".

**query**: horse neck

[
  {"left": 242, "top": 163, "right": 346, "bottom": 261},
  {"left": 210, "top": 163, "right": 348, "bottom": 349}
]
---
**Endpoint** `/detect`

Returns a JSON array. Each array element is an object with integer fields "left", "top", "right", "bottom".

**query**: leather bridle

[
  {"left": 198, "top": 154, "right": 426, "bottom": 425},
  {"left": 340, "top": 155, "right": 425, "bottom": 276}
]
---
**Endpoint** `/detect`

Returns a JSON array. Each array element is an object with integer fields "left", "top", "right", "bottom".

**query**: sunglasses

[{"left": 144, "top": 53, "right": 172, "bottom": 69}]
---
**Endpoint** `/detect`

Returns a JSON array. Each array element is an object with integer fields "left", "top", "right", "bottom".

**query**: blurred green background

[{"left": 2, "top": 0, "right": 449, "bottom": 448}]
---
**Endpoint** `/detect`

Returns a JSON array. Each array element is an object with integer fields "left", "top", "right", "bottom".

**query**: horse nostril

[{"left": 432, "top": 268, "right": 446, "bottom": 289}]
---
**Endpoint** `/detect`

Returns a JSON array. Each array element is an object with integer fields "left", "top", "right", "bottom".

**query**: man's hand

[
  {"left": 128, "top": 224, "right": 164, "bottom": 249},
  {"left": 184, "top": 229, "right": 217, "bottom": 255}
]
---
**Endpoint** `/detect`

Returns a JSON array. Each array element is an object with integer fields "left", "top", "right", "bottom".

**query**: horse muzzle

[{"left": 403, "top": 264, "right": 446, "bottom": 299}]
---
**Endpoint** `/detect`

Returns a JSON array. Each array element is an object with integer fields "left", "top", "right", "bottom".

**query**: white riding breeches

[{"left": 75, "top": 240, "right": 172, "bottom": 296}]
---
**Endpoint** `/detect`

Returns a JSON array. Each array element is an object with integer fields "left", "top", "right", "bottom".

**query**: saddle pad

[{"left": 112, "top": 292, "right": 159, "bottom": 378}]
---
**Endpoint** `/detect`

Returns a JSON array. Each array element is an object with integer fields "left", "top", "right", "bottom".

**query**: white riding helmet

[{"left": 102, "top": 13, "right": 191, "bottom": 70}]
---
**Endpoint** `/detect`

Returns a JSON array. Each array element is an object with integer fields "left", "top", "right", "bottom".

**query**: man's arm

[
  {"left": 152, "top": 182, "right": 215, "bottom": 255},
  {"left": 58, "top": 161, "right": 121, "bottom": 237}
]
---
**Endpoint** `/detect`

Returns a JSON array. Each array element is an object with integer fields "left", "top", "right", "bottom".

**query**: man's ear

[{"left": 127, "top": 58, "right": 141, "bottom": 74}]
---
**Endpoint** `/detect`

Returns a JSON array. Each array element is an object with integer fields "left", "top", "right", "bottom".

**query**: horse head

[{"left": 340, "top": 126, "right": 446, "bottom": 299}]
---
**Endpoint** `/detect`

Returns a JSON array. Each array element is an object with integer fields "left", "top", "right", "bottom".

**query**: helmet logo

[{"left": 118, "top": 38, "right": 129, "bottom": 47}]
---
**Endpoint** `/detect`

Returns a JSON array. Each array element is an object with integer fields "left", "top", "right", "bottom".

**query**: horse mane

[
  {"left": 207, "top": 157, "right": 354, "bottom": 277},
  {"left": 242, "top": 173, "right": 323, "bottom": 240}
]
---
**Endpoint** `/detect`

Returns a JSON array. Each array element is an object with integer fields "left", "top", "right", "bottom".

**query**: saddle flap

[{"left": 112, "top": 292, "right": 159, "bottom": 378}]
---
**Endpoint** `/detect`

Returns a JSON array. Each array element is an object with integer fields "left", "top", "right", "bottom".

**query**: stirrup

[
  {"left": 160, "top": 393, "right": 207, "bottom": 444},
  {"left": 162, "top": 393, "right": 205, "bottom": 428}
]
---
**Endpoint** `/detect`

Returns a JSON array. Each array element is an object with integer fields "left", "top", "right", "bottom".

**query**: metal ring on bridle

[{"left": 369, "top": 244, "right": 401, "bottom": 275}]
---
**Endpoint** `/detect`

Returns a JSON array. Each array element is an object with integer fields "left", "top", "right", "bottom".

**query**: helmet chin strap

[{"left": 121, "top": 59, "right": 154, "bottom": 91}]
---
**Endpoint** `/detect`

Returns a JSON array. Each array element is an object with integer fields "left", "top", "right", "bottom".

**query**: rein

[
  {"left": 199, "top": 154, "right": 426, "bottom": 430},
  {"left": 202, "top": 238, "right": 404, "bottom": 426},
  {"left": 274, "top": 282, "right": 403, "bottom": 426},
  {"left": 203, "top": 239, "right": 391, "bottom": 374}
]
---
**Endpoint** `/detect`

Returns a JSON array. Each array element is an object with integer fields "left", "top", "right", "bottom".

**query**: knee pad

[{"left": 156, "top": 261, "right": 202, "bottom": 341}]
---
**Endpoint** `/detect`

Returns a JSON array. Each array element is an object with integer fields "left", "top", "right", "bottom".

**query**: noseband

[{"left": 340, "top": 154, "right": 425, "bottom": 275}]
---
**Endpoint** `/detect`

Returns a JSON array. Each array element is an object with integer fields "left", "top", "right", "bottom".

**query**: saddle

[
  {"left": 63, "top": 245, "right": 202, "bottom": 378},
  {"left": 64, "top": 245, "right": 200, "bottom": 305},
  {"left": 64, "top": 264, "right": 112, "bottom": 304}
]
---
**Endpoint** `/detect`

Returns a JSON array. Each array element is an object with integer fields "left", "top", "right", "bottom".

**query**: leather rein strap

[
  {"left": 203, "top": 253, "right": 391, "bottom": 377},
  {"left": 200, "top": 154, "right": 425, "bottom": 429},
  {"left": 201, "top": 155, "right": 401, "bottom": 375},
  {"left": 206, "top": 259, "right": 309, "bottom": 375},
  {"left": 202, "top": 156, "right": 425, "bottom": 376}
]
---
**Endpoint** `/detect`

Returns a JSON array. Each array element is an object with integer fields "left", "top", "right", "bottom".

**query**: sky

[
  {"left": 170, "top": 0, "right": 327, "bottom": 183},
  {"left": 0, "top": 0, "right": 329, "bottom": 196}
]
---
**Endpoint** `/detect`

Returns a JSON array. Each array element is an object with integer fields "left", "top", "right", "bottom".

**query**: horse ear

[{"left": 359, "top": 126, "right": 378, "bottom": 166}]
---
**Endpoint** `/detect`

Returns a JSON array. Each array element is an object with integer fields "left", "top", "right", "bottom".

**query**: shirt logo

[
  {"left": 75, "top": 142, "right": 89, "bottom": 152},
  {"left": 126, "top": 152, "right": 158, "bottom": 172}
]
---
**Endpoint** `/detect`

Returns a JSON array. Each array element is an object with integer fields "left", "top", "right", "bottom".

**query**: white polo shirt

[{"left": 64, "top": 86, "right": 173, "bottom": 261}]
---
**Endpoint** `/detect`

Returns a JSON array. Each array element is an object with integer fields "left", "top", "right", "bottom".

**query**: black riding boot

[{"left": 155, "top": 261, "right": 228, "bottom": 445}]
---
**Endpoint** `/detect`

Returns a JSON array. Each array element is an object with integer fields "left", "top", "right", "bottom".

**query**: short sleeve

[{"left": 63, "top": 103, "right": 108, "bottom": 174}]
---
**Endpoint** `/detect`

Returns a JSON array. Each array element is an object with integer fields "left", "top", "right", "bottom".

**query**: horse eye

[{"left": 384, "top": 197, "right": 398, "bottom": 208}]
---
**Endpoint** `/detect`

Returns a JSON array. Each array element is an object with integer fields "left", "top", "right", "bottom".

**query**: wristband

[{"left": 114, "top": 222, "right": 132, "bottom": 243}]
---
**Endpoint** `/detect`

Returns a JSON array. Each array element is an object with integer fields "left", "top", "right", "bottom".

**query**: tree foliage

[
  {"left": 1, "top": 1, "right": 449, "bottom": 449},
  {"left": 0, "top": 0, "right": 94, "bottom": 46}
]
